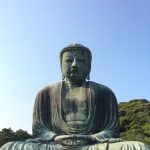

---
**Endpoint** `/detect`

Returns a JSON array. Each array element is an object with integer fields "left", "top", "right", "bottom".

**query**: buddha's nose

[{"left": 72, "top": 59, "right": 78, "bottom": 69}]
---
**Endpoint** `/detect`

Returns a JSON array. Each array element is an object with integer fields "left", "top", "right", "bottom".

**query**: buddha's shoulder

[
  {"left": 37, "top": 81, "right": 114, "bottom": 94},
  {"left": 88, "top": 81, "right": 114, "bottom": 93},
  {"left": 37, "top": 82, "right": 62, "bottom": 94}
]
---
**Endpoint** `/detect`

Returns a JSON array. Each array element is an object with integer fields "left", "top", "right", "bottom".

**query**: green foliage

[
  {"left": 119, "top": 99, "right": 150, "bottom": 146},
  {"left": 0, "top": 128, "right": 31, "bottom": 147}
]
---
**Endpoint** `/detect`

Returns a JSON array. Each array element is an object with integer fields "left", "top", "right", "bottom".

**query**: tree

[{"left": 0, "top": 128, "right": 31, "bottom": 147}]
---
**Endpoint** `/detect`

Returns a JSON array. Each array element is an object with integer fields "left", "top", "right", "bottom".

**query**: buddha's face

[{"left": 61, "top": 50, "right": 91, "bottom": 81}]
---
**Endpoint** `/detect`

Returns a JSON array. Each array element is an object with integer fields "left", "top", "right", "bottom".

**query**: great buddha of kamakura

[{"left": 1, "top": 44, "right": 149, "bottom": 150}]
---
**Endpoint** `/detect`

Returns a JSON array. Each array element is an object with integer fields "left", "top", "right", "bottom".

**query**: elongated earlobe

[
  {"left": 86, "top": 75, "right": 90, "bottom": 80},
  {"left": 62, "top": 75, "right": 65, "bottom": 80}
]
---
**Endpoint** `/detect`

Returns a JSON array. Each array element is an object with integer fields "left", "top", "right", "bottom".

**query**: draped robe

[{"left": 1, "top": 81, "right": 149, "bottom": 150}]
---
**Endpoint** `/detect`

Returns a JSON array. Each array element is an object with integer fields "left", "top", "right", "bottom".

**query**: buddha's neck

[{"left": 65, "top": 79, "right": 86, "bottom": 87}]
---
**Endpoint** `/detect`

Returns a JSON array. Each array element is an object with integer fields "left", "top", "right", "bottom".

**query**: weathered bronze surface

[{"left": 1, "top": 44, "right": 149, "bottom": 150}]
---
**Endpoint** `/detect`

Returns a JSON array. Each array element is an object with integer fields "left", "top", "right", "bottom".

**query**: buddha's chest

[{"left": 62, "top": 87, "right": 89, "bottom": 124}]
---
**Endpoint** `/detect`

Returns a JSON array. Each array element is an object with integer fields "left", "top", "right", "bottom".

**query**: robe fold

[{"left": 32, "top": 81, "right": 120, "bottom": 139}]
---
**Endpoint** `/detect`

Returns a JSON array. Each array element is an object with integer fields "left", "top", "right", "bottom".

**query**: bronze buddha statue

[{"left": 1, "top": 44, "right": 149, "bottom": 150}]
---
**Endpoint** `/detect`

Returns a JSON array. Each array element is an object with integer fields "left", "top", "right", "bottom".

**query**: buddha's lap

[{"left": 1, "top": 141, "right": 149, "bottom": 150}]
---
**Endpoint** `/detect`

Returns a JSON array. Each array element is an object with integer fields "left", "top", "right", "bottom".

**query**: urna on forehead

[{"left": 60, "top": 43, "right": 92, "bottom": 60}]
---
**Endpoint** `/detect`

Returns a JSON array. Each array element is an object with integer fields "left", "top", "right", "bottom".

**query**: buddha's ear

[
  {"left": 86, "top": 75, "right": 90, "bottom": 80},
  {"left": 62, "top": 74, "right": 65, "bottom": 80},
  {"left": 60, "top": 61, "right": 65, "bottom": 80},
  {"left": 86, "top": 62, "right": 91, "bottom": 80}
]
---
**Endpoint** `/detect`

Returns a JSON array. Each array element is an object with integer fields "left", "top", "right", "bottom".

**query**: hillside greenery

[
  {"left": 119, "top": 99, "right": 150, "bottom": 146},
  {"left": 0, "top": 99, "right": 149, "bottom": 147},
  {"left": 0, "top": 128, "right": 31, "bottom": 147}
]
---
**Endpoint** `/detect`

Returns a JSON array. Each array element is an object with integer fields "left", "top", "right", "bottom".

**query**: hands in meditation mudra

[{"left": 1, "top": 44, "right": 149, "bottom": 150}]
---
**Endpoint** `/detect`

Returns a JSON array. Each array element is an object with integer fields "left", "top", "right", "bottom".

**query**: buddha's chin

[
  {"left": 67, "top": 78, "right": 86, "bottom": 85},
  {"left": 65, "top": 76, "right": 86, "bottom": 86},
  {"left": 69, "top": 77, "right": 82, "bottom": 81},
  {"left": 68, "top": 75, "right": 85, "bottom": 81}
]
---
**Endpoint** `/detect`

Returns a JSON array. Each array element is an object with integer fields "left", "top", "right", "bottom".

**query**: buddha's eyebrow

[{"left": 64, "top": 56, "right": 73, "bottom": 58}]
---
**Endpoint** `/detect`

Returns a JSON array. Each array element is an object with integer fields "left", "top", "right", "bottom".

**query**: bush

[{"left": 119, "top": 99, "right": 150, "bottom": 146}]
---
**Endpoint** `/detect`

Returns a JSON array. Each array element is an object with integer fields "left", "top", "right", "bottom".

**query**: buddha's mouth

[{"left": 71, "top": 69, "right": 78, "bottom": 73}]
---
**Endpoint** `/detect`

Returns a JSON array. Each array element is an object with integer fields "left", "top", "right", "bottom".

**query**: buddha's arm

[
  {"left": 92, "top": 86, "right": 120, "bottom": 141},
  {"left": 30, "top": 88, "right": 57, "bottom": 143}
]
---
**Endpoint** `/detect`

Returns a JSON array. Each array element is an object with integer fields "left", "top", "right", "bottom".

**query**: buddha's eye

[
  {"left": 65, "top": 59, "right": 73, "bottom": 63},
  {"left": 77, "top": 58, "right": 85, "bottom": 63}
]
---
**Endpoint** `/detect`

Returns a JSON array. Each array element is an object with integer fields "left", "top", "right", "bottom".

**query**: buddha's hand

[
  {"left": 26, "top": 137, "right": 51, "bottom": 144},
  {"left": 54, "top": 135, "right": 97, "bottom": 146}
]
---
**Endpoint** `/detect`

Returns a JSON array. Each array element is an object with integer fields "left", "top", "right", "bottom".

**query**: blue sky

[{"left": 0, "top": 0, "right": 150, "bottom": 133}]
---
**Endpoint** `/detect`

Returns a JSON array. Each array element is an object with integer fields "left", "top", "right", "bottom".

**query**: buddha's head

[{"left": 60, "top": 44, "right": 92, "bottom": 82}]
